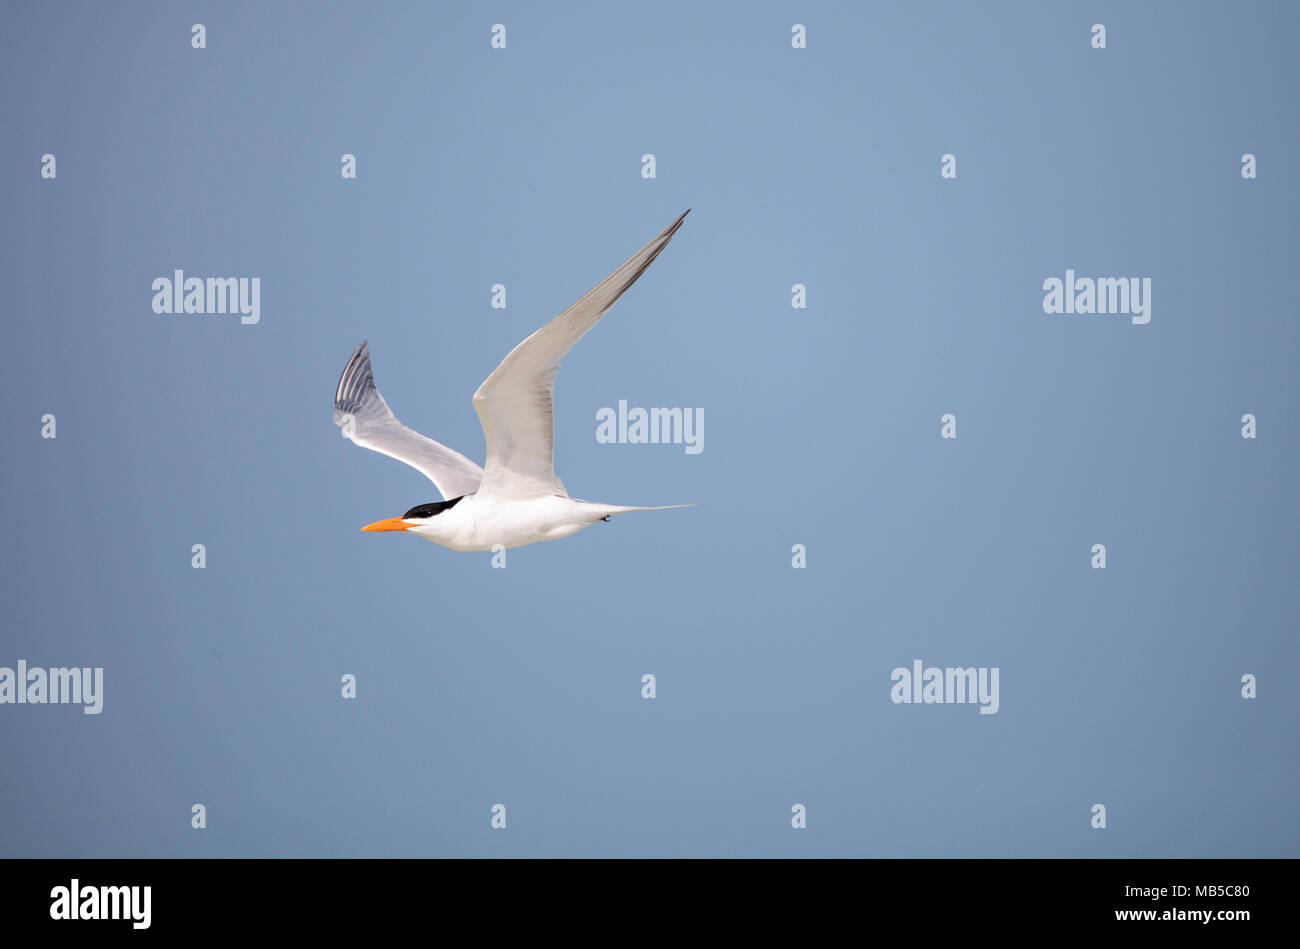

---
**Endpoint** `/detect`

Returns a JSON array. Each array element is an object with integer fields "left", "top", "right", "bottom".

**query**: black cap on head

[{"left": 402, "top": 496, "right": 465, "bottom": 519}]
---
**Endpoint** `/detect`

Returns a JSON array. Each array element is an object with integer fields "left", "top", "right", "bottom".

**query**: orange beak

[{"left": 361, "top": 517, "right": 412, "bottom": 533}]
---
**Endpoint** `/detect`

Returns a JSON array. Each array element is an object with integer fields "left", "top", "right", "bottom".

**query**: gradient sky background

[{"left": 1, "top": 1, "right": 1296, "bottom": 857}]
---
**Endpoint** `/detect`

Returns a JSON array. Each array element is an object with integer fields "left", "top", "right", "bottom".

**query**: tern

[{"left": 333, "top": 210, "right": 691, "bottom": 551}]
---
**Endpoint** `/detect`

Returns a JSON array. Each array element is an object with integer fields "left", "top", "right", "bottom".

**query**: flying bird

[{"left": 333, "top": 210, "right": 691, "bottom": 551}]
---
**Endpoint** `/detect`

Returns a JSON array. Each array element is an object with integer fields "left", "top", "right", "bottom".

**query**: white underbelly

[{"left": 439, "top": 495, "right": 595, "bottom": 551}]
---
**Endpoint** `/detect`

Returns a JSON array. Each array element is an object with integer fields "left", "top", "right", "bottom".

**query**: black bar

[{"left": 0, "top": 858, "right": 1280, "bottom": 935}]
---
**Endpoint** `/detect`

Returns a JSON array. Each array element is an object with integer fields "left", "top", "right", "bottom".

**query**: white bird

[{"left": 333, "top": 210, "right": 691, "bottom": 551}]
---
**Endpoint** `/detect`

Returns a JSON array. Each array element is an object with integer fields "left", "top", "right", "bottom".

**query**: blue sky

[{"left": 1, "top": 1, "right": 1296, "bottom": 857}]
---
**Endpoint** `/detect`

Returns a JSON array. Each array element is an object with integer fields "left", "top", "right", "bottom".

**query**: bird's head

[{"left": 362, "top": 497, "right": 464, "bottom": 538}]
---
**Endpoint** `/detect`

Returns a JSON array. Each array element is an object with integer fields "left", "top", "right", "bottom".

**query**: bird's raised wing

[
  {"left": 334, "top": 341, "right": 483, "bottom": 500},
  {"left": 471, "top": 210, "right": 690, "bottom": 501}
]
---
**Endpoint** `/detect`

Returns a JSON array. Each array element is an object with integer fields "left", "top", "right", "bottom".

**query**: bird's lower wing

[
  {"left": 471, "top": 210, "right": 690, "bottom": 501},
  {"left": 334, "top": 341, "right": 483, "bottom": 500}
]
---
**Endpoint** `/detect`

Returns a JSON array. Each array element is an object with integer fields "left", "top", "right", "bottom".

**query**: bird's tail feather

[{"left": 587, "top": 502, "right": 694, "bottom": 519}]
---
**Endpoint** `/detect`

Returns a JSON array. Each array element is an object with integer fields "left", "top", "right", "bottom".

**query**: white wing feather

[
  {"left": 333, "top": 341, "right": 483, "bottom": 500},
  {"left": 471, "top": 210, "right": 690, "bottom": 501}
]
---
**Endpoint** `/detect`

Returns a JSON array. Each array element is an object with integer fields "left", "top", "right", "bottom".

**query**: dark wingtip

[
  {"left": 659, "top": 209, "right": 690, "bottom": 244},
  {"left": 335, "top": 340, "right": 377, "bottom": 411}
]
